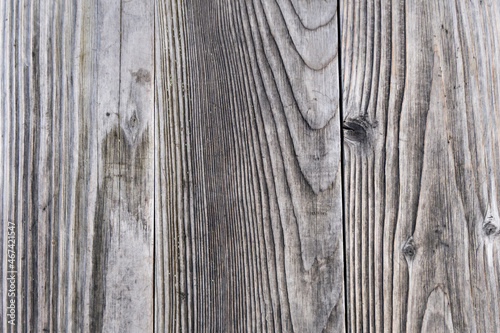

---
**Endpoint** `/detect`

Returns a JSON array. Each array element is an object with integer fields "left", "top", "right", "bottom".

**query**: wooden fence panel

[
  {"left": 341, "top": 0, "right": 500, "bottom": 331},
  {"left": 154, "top": 0, "right": 344, "bottom": 332},
  {"left": 0, "top": 0, "right": 154, "bottom": 332}
]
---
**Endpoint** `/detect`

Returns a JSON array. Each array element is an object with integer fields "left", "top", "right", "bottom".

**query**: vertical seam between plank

[
  {"left": 336, "top": 0, "right": 349, "bottom": 332},
  {"left": 153, "top": 0, "right": 156, "bottom": 331}
]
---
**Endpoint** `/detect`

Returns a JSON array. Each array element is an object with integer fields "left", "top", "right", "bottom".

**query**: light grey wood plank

[
  {"left": 155, "top": 0, "right": 344, "bottom": 332},
  {"left": 92, "top": 0, "right": 154, "bottom": 332},
  {"left": 0, "top": 1, "right": 154, "bottom": 332},
  {"left": 341, "top": 0, "right": 500, "bottom": 331}
]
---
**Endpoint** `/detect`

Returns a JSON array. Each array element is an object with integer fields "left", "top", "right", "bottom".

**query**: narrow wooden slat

[
  {"left": 155, "top": 0, "right": 345, "bottom": 331},
  {"left": 0, "top": 1, "right": 154, "bottom": 331},
  {"left": 341, "top": 0, "right": 500, "bottom": 331}
]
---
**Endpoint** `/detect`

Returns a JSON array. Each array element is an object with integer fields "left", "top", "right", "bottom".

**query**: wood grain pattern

[
  {"left": 154, "top": 0, "right": 344, "bottom": 331},
  {"left": 0, "top": 0, "right": 153, "bottom": 331},
  {"left": 341, "top": 0, "right": 500, "bottom": 331},
  {"left": 4, "top": 0, "right": 499, "bottom": 331}
]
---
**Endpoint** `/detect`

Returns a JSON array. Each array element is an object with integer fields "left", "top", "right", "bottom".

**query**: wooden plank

[
  {"left": 341, "top": 0, "right": 500, "bottom": 331},
  {"left": 155, "top": 0, "right": 345, "bottom": 331},
  {"left": 0, "top": 0, "right": 154, "bottom": 331}
]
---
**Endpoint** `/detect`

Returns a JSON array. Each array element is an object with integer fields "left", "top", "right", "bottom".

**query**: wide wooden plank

[
  {"left": 341, "top": 0, "right": 500, "bottom": 331},
  {"left": 155, "top": 0, "right": 345, "bottom": 331},
  {"left": 0, "top": 1, "right": 154, "bottom": 331}
]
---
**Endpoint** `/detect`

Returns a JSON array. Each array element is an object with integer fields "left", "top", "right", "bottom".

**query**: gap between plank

[{"left": 336, "top": 1, "right": 349, "bottom": 332}]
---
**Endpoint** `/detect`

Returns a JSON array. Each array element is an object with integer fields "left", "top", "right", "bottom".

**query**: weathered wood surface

[
  {"left": 3, "top": 0, "right": 500, "bottom": 332},
  {"left": 154, "top": 0, "right": 344, "bottom": 332},
  {"left": 0, "top": 0, "right": 154, "bottom": 332},
  {"left": 341, "top": 0, "right": 500, "bottom": 332}
]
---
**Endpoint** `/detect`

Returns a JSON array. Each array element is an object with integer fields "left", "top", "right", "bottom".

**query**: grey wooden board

[
  {"left": 3, "top": 0, "right": 500, "bottom": 332},
  {"left": 0, "top": 0, "right": 154, "bottom": 332},
  {"left": 341, "top": 0, "right": 500, "bottom": 332},
  {"left": 154, "top": 0, "right": 344, "bottom": 332}
]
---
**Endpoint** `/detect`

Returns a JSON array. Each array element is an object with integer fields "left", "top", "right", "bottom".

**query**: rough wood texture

[
  {"left": 154, "top": 0, "right": 344, "bottom": 332},
  {"left": 0, "top": 0, "right": 153, "bottom": 332},
  {"left": 4, "top": 0, "right": 500, "bottom": 331},
  {"left": 341, "top": 0, "right": 500, "bottom": 331}
]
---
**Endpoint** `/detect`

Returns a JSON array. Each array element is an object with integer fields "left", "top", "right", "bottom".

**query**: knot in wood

[
  {"left": 343, "top": 121, "right": 366, "bottom": 142},
  {"left": 482, "top": 208, "right": 499, "bottom": 237},
  {"left": 343, "top": 118, "right": 373, "bottom": 145},
  {"left": 129, "top": 112, "right": 138, "bottom": 129},
  {"left": 483, "top": 221, "right": 498, "bottom": 236},
  {"left": 402, "top": 238, "right": 416, "bottom": 260}
]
